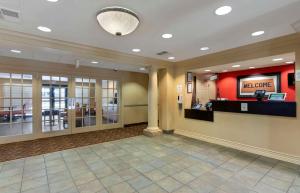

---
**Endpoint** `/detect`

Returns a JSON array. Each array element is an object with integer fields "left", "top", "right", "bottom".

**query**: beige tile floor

[{"left": 0, "top": 134, "right": 299, "bottom": 193}]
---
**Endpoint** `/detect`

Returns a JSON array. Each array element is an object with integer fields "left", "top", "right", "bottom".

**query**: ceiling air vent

[
  {"left": 157, "top": 51, "right": 169, "bottom": 56},
  {"left": 0, "top": 7, "right": 20, "bottom": 22},
  {"left": 291, "top": 20, "right": 300, "bottom": 32}
]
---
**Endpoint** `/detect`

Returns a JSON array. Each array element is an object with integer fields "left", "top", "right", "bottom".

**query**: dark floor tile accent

[{"left": 0, "top": 124, "right": 146, "bottom": 162}]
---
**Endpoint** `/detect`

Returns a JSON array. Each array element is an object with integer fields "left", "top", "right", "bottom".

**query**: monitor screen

[{"left": 268, "top": 93, "right": 286, "bottom": 101}]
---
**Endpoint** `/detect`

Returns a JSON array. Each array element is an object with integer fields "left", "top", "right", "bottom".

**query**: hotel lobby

[{"left": 0, "top": 0, "right": 300, "bottom": 193}]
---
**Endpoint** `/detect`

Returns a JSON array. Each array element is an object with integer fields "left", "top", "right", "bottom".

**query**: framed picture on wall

[
  {"left": 237, "top": 73, "right": 281, "bottom": 98},
  {"left": 187, "top": 82, "right": 193, "bottom": 93},
  {"left": 187, "top": 72, "right": 193, "bottom": 82}
]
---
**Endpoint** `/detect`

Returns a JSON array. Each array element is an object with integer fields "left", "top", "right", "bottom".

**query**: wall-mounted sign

[
  {"left": 187, "top": 83, "right": 193, "bottom": 93},
  {"left": 296, "top": 70, "right": 300, "bottom": 82},
  {"left": 187, "top": 72, "right": 193, "bottom": 82},
  {"left": 241, "top": 103, "right": 248, "bottom": 112},
  {"left": 177, "top": 84, "right": 183, "bottom": 94},
  {"left": 237, "top": 73, "right": 281, "bottom": 98}
]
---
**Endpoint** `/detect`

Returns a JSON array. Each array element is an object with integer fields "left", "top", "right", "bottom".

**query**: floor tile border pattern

[{"left": 0, "top": 124, "right": 146, "bottom": 162}]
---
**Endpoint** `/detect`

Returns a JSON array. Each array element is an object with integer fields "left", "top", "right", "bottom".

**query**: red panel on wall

[{"left": 217, "top": 64, "right": 295, "bottom": 101}]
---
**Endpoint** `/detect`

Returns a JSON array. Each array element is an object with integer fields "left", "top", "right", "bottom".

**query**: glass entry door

[{"left": 41, "top": 76, "right": 69, "bottom": 133}]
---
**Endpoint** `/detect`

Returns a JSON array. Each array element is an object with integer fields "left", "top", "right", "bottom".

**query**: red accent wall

[{"left": 217, "top": 64, "right": 295, "bottom": 101}]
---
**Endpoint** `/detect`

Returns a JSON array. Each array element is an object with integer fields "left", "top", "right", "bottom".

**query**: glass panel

[
  {"left": 42, "top": 76, "right": 51, "bottom": 81},
  {"left": 108, "top": 80, "right": 114, "bottom": 89},
  {"left": 0, "top": 73, "right": 10, "bottom": 79},
  {"left": 75, "top": 78, "right": 82, "bottom": 83},
  {"left": 0, "top": 85, "right": 10, "bottom": 98},
  {"left": 102, "top": 80, "right": 108, "bottom": 88},
  {"left": 60, "top": 77, "right": 68, "bottom": 82},
  {"left": 75, "top": 87, "right": 82, "bottom": 97},
  {"left": 11, "top": 86, "right": 22, "bottom": 98},
  {"left": 108, "top": 89, "right": 114, "bottom": 98},
  {"left": 22, "top": 122, "right": 33, "bottom": 134},
  {"left": 23, "top": 110, "right": 33, "bottom": 122},
  {"left": 11, "top": 76, "right": 22, "bottom": 85},
  {"left": 42, "top": 87, "right": 51, "bottom": 98},
  {"left": 23, "top": 86, "right": 32, "bottom": 98},
  {"left": 82, "top": 88, "right": 89, "bottom": 98},
  {"left": 0, "top": 111, "right": 9, "bottom": 123},
  {"left": 0, "top": 124, "right": 11, "bottom": 136},
  {"left": 52, "top": 76, "right": 60, "bottom": 81},
  {"left": 102, "top": 89, "right": 108, "bottom": 97}
]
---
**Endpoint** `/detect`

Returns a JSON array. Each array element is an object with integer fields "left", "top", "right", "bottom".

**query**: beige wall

[
  {"left": 122, "top": 72, "right": 148, "bottom": 125},
  {"left": 169, "top": 33, "right": 300, "bottom": 164}
]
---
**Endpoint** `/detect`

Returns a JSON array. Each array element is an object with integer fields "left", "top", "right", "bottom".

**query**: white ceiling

[
  {"left": 0, "top": 0, "right": 300, "bottom": 63},
  {"left": 0, "top": 41, "right": 149, "bottom": 73},
  {"left": 191, "top": 53, "right": 295, "bottom": 74}
]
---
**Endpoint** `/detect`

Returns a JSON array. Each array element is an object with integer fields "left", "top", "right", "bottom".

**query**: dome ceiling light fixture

[{"left": 96, "top": 6, "right": 140, "bottom": 36}]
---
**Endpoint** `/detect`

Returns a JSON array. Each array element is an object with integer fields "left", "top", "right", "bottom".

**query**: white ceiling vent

[
  {"left": 0, "top": 7, "right": 20, "bottom": 22},
  {"left": 291, "top": 20, "right": 300, "bottom": 32}
]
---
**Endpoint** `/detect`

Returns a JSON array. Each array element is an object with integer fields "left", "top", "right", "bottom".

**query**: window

[
  {"left": 75, "top": 78, "right": 96, "bottom": 128},
  {"left": 102, "top": 80, "right": 120, "bottom": 124},
  {"left": 0, "top": 73, "right": 33, "bottom": 136},
  {"left": 41, "top": 76, "right": 68, "bottom": 132}
]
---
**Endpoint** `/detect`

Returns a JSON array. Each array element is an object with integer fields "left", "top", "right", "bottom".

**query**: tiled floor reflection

[{"left": 0, "top": 134, "right": 299, "bottom": 193}]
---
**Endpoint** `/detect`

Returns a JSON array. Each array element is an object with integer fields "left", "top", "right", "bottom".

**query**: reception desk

[
  {"left": 212, "top": 100, "right": 296, "bottom": 117},
  {"left": 185, "top": 100, "right": 297, "bottom": 122}
]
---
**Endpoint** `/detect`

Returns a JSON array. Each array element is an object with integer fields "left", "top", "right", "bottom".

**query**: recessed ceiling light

[
  {"left": 10, "top": 49, "right": 22, "bottom": 53},
  {"left": 47, "top": 0, "right": 59, "bottom": 2},
  {"left": 168, "top": 56, "right": 175, "bottom": 60},
  {"left": 200, "top": 47, "right": 209, "bottom": 51},
  {"left": 205, "top": 69, "right": 211, "bottom": 72},
  {"left": 132, "top": 48, "right": 141, "bottom": 53},
  {"left": 215, "top": 6, "right": 232, "bottom": 16},
  {"left": 162, "top": 34, "right": 173, "bottom": 39},
  {"left": 285, "top": 61, "right": 294, "bottom": 64},
  {"left": 139, "top": 67, "right": 146, "bottom": 71},
  {"left": 232, "top": 65, "right": 240, "bottom": 68},
  {"left": 272, "top": 58, "right": 283, "bottom": 62},
  {"left": 252, "top": 31, "right": 265, "bottom": 37},
  {"left": 249, "top": 67, "right": 255, "bottom": 69},
  {"left": 37, "top": 26, "right": 52, "bottom": 32},
  {"left": 91, "top": 61, "right": 99, "bottom": 64}
]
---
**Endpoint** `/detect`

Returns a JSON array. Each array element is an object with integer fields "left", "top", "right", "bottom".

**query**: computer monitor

[
  {"left": 268, "top": 93, "right": 287, "bottom": 101},
  {"left": 254, "top": 90, "right": 266, "bottom": 101}
]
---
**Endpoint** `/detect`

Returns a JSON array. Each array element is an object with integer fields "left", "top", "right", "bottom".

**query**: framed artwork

[
  {"left": 187, "top": 72, "right": 193, "bottom": 82},
  {"left": 237, "top": 73, "right": 281, "bottom": 98},
  {"left": 187, "top": 82, "right": 193, "bottom": 93}
]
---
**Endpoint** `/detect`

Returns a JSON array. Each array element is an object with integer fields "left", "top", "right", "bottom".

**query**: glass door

[
  {"left": 102, "top": 80, "right": 121, "bottom": 129},
  {"left": 41, "top": 76, "right": 69, "bottom": 133},
  {"left": 75, "top": 78, "right": 97, "bottom": 129}
]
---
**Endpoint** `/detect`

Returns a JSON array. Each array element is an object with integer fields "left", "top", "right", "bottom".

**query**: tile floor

[{"left": 0, "top": 134, "right": 299, "bottom": 193}]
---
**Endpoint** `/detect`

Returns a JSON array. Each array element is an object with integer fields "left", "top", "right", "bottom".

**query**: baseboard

[{"left": 175, "top": 129, "right": 300, "bottom": 165}]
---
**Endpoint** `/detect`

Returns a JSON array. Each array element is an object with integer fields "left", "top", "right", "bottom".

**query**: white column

[{"left": 144, "top": 66, "right": 162, "bottom": 137}]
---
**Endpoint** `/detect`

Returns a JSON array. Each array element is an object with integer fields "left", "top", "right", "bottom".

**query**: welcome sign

[{"left": 237, "top": 73, "right": 281, "bottom": 98}]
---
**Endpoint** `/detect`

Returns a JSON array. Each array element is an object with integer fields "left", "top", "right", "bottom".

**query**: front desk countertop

[{"left": 212, "top": 100, "right": 297, "bottom": 117}]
